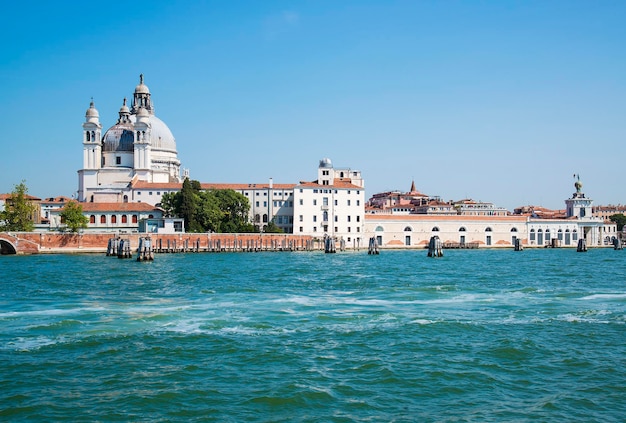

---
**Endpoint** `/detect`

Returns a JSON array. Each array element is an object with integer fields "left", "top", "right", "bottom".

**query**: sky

[{"left": 0, "top": 0, "right": 624, "bottom": 211}]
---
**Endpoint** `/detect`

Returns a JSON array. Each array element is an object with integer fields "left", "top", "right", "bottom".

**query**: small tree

[
  {"left": 60, "top": 201, "right": 89, "bottom": 233},
  {"left": 264, "top": 219, "right": 284, "bottom": 233},
  {"left": 609, "top": 213, "right": 626, "bottom": 231},
  {"left": 0, "top": 181, "right": 36, "bottom": 232}
]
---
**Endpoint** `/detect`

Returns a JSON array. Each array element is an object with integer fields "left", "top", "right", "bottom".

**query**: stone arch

[{"left": 0, "top": 238, "right": 17, "bottom": 255}]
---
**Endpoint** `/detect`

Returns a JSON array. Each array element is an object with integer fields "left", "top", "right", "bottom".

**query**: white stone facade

[
  {"left": 78, "top": 75, "right": 182, "bottom": 203},
  {"left": 293, "top": 159, "right": 365, "bottom": 246}
]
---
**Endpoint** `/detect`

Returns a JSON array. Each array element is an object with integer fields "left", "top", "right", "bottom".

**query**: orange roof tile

[
  {"left": 297, "top": 181, "right": 363, "bottom": 190},
  {"left": 365, "top": 214, "right": 528, "bottom": 223}
]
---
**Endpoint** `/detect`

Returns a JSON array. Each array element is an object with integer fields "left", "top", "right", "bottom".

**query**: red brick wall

[{"left": 2, "top": 232, "right": 316, "bottom": 254}]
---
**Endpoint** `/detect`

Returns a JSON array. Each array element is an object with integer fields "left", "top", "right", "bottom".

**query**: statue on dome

[{"left": 573, "top": 174, "right": 583, "bottom": 194}]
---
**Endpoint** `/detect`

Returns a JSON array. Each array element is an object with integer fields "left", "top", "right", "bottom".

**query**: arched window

[
  {"left": 254, "top": 214, "right": 260, "bottom": 223},
  {"left": 100, "top": 215, "right": 106, "bottom": 224},
  {"left": 132, "top": 215, "right": 138, "bottom": 224},
  {"left": 91, "top": 131, "right": 95, "bottom": 141},
  {"left": 111, "top": 215, "right": 117, "bottom": 224},
  {"left": 432, "top": 227, "right": 440, "bottom": 232},
  {"left": 485, "top": 227, "right": 492, "bottom": 232},
  {"left": 459, "top": 227, "right": 466, "bottom": 232},
  {"left": 86, "top": 132, "right": 90, "bottom": 142},
  {"left": 263, "top": 214, "right": 268, "bottom": 223},
  {"left": 404, "top": 226, "right": 412, "bottom": 232},
  {"left": 148, "top": 214, "right": 154, "bottom": 219},
  {"left": 122, "top": 215, "right": 128, "bottom": 224},
  {"left": 89, "top": 215, "right": 95, "bottom": 224},
  {"left": 123, "top": 195, "right": 128, "bottom": 203},
  {"left": 375, "top": 226, "right": 384, "bottom": 232},
  {"left": 511, "top": 227, "right": 518, "bottom": 232},
  {"left": 530, "top": 229, "right": 535, "bottom": 241}
]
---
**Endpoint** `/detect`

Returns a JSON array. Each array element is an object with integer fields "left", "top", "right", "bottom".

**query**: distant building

[
  {"left": 365, "top": 176, "right": 610, "bottom": 248},
  {"left": 452, "top": 199, "right": 509, "bottom": 216},
  {"left": 293, "top": 158, "right": 365, "bottom": 246},
  {"left": 0, "top": 193, "right": 42, "bottom": 225},
  {"left": 48, "top": 202, "right": 166, "bottom": 233}
]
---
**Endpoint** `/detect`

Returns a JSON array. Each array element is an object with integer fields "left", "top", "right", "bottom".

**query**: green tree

[
  {"left": 60, "top": 201, "right": 89, "bottom": 233},
  {"left": 180, "top": 178, "right": 200, "bottom": 232},
  {"left": 264, "top": 219, "right": 284, "bottom": 233},
  {"left": 0, "top": 181, "right": 36, "bottom": 232},
  {"left": 609, "top": 213, "right": 626, "bottom": 231},
  {"left": 157, "top": 184, "right": 254, "bottom": 233},
  {"left": 212, "top": 189, "right": 254, "bottom": 233},
  {"left": 159, "top": 191, "right": 181, "bottom": 218}
]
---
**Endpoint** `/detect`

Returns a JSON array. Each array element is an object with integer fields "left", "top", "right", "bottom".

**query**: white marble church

[{"left": 78, "top": 75, "right": 184, "bottom": 203}]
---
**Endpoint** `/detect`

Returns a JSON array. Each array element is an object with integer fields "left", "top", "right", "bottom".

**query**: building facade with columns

[{"left": 364, "top": 177, "right": 608, "bottom": 248}]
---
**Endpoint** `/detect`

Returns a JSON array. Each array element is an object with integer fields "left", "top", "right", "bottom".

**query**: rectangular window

[
  {"left": 149, "top": 192, "right": 152, "bottom": 195},
  {"left": 256, "top": 201, "right": 259, "bottom": 207},
  {"left": 299, "top": 215, "right": 303, "bottom": 222},
  {"left": 299, "top": 199, "right": 303, "bottom": 205},
  {"left": 357, "top": 200, "right": 360, "bottom": 206},
  {"left": 313, "top": 227, "right": 317, "bottom": 232},
  {"left": 335, "top": 227, "right": 338, "bottom": 233},
  {"left": 263, "top": 201, "right": 267, "bottom": 207},
  {"left": 356, "top": 216, "right": 360, "bottom": 222},
  {"left": 299, "top": 227, "right": 303, "bottom": 232},
  {"left": 347, "top": 216, "right": 351, "bottom": 222},
  {"left": 313, "top": 199, "right": 317, "bottom": 206},
  {"left": 348, "top": 227, "right": 351, "bottom": 232},
  {"left": 116, "top": 156, "right": 121, "bottom": 165},
  {"left": 323, "top": 197, "right": 328, "bottom": 206},
  {"left": 357, "top": 227, "right": 360, "bottom": 232},
  {"left": 313, "top": 216, "right": 317, "bottom": 222},
  {"left": 347, "top": 200, "right": 351, "bottom": 206}
]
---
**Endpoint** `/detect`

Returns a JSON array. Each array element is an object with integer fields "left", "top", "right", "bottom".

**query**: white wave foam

[{"left": 579, "top": 293, "right": 626, "bottom": 301}]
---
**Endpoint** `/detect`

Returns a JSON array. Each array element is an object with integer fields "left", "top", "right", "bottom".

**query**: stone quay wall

[{"left": 1, "top": 232, "right": 316, "bottom": 255}]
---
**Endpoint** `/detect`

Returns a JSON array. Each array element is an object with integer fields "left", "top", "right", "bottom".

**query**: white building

[
  {"left": 364, "top": 176, "right": 608, "bottom": 248},
  {"left": 78, "top": 75, "right": 183, "bottom": 203},
  {"left": 293, "top": 158, "right": 365, "bottom": 247}
]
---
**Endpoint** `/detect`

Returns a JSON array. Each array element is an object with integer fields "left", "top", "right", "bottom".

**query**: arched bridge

[{"left": 0, "top": 233, "right": 40, "bottom": 255}]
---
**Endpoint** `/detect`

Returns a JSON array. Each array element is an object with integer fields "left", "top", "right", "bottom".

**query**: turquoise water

[{"left": 1, "top": 249, "right": 625, "bottom": 422}]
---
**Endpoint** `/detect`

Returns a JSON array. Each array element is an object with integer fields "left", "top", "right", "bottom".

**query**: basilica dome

[
  {"left": 102, "top": 123, "right": 134, "bottom": 152},
  {"left": 101, "top": 115, "right": 177, "bottom": 153}
]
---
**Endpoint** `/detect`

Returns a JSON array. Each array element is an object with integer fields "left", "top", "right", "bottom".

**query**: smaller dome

[
  {"left": 135, "top": 73, "right": 150, "bottom": 94},
  {"left": 119, "top": 97, "right": 130, "bottom": 114},
  {"left": 319, "top": 158, "right": 333, "bottom": 168},
  {"left": 85, "top": 100, "right": 99, "bottom": 118}
]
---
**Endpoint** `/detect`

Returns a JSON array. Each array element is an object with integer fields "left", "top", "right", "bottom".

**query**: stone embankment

[{"left": 0, "top": 232, "right": 315, "bottom": 255}]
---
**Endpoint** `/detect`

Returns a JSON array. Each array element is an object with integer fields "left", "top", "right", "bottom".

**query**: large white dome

[{"left": 101, "top": 115, "right": 177, "bottom": 153}]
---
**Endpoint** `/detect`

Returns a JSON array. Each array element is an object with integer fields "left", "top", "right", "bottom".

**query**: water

[{"left": 1, "top": 249, "right": 625, "bottom": 422}]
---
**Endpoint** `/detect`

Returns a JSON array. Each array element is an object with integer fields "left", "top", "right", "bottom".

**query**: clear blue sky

[{"left": 1, "top": 0, "right": 624, "bottom": 211}]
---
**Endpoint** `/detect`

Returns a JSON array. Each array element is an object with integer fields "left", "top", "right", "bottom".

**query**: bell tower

[{"left": 78, "top": 100, "right": 102, "bottom": 201}]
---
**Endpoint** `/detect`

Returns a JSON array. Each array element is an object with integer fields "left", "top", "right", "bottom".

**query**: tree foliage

[
  {"left": 264, "top": 219, "right": 284, "bottom": 233},
  {"left": 0, "top": 181, "right": 36, "bottom": 232},
  {"left": 609, "top": 213, "right": 626, "bottom": 231},
  {"left": 164, "top": 178, "right": 255, "bottom": 233},
  {"left": 60, "top": 201, "right": 89, "bottom": 233}
]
